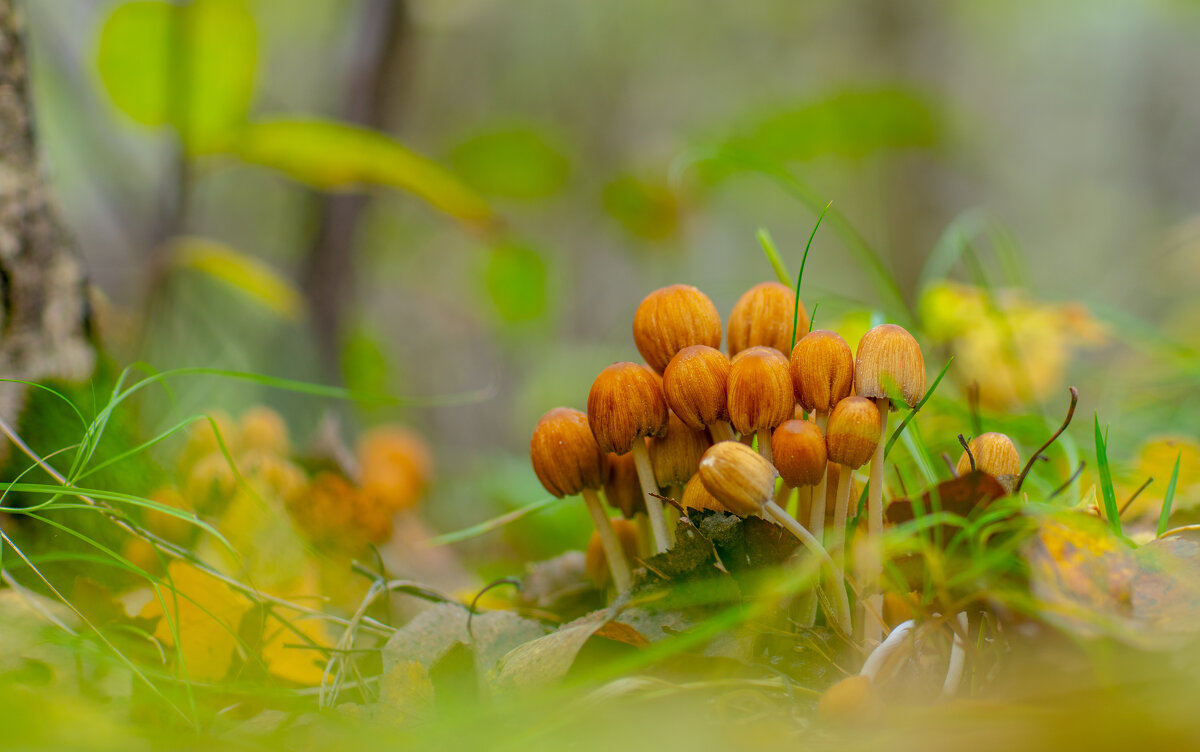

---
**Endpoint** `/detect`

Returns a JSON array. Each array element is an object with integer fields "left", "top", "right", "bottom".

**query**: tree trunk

[{"left": 0, "top": 0, "right": 95, "bottom": 429}]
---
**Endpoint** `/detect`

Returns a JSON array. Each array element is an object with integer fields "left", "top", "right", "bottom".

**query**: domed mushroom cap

[
  {"left": 662, "top": 345, "right": 731, "bottom": 431},
  {"left": 239, "top": 406, "right": 290, "bottom": 456},
  {"left": 727, "top": 281, "right": 807, "bottom": 357},
  {"left": 826, "top": 396, "right": 882, "bottom": 469},
  {"left": 728, "top": 346, "right": 794, "bottom": 435},
  {"left": 854, "top": 324, "right": 926, "bottom": 408},
  {"left": 587, "top": 362, "right": 669, "bottom": 454},
  {"left": 604, "top": 452, "right": 644, "bottom": 518},
  {"left": 681, "top": 472, "right": 729, "bottom": 513},
  {"left": 956, "top": 432, "right": 1021, "bottom": 477},
  {"left": 791, "top": 330, "right": 854, "bottom": 414},
  {"left": 530, "top": 407, "right": 609, "bottom": 497},
  {"left": 649, "top": 412, "right": 712, "bottom": 487},
  {"left": 772, "top": 419, "right": 828, "bottom": 488},
  {"left": 358, "top": 426, "right": 434, "bottom": 512},
  {"left": 699, "top": 440, "right": 778, "bottom": 517},
  {"left": 633, "top": 285, "right": 723, "bottom": 374}
]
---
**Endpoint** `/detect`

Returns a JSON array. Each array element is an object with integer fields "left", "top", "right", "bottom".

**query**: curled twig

[
  {"left": 467, "top": 577, "right": 523, "bottom": 640},
  {"left": 1015, "top": 386, "right": 1078, "bottom": 493},
  {"left": 958, "top": 434, "right": 975, "bottom": 472}
]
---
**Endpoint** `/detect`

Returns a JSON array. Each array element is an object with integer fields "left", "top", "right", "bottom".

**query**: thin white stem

[
  {"left": 756, "top": 428, "right": 773, "bottom": 463},
  {"left": 864, "top": 399, "right": 890, "bottom": 645},
  {"left": 763, "top": 500, "right": 852, "bottom": 635},
  {"left": 832, "top": 464, "right": 852, "bottom": 581},
  {"left": 634, "top": 512, "right": 652, "bottom": 558},
  {"left": 582, "top": 489, "right": 632, "bottom": 595},
  {"left": 859, "top": 619, "right": 915, "bottom": 681},
  {"left": 630, "top": 440, "right": 671, "bottom": 553},
  {"left": 940, "top": 612, "right": 969, "bottom": 700},
  {"left": 810, "top": 410, "right": 829, "bottom": 542},
  {"left": 709, "top": 420, "right": 736, "bottom": 443}
]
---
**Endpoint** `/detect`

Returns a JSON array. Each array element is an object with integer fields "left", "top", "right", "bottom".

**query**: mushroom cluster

[{"left": 529, "top": 282, "right": 995, "bottom": 640}]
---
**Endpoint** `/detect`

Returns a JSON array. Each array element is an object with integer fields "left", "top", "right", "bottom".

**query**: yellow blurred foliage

[
  {"left": 140, "top": 561, "right": 252, "bottom": 682},
  {"left": 919, "top": 282, "right": 1105, "bottom": 409}
]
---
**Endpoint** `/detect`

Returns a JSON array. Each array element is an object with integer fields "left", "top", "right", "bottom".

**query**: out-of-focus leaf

[
  {"left": 490, "top": 609, "right": 641, "bottom": 691},
  {"left": 171, "top": 237, "right": 302, "bottom": 321},
  {"left": 602, "top": 174, "right": 681, "bottom": 241},
  {"left": 139, "top": 561, "right": 252, "bottom": 682},
  {"left": 235, "top": 119, "right": 494, "bottom": 226},
  {"left": 258, "top": 609, "right": 331, "bottom": 686},
  {"left": 483, "top": 244, "right": 547, "bottom": 323},
  {"left": 381, "top": 603, "right": 548, "bottom": 691},
  {"left": 377, "top": 661, "right": 435, "bottom": 726},
  {"left": 96, "top": 0, "right": 256, "bottom": 152},
  {"left": 731, "top": 87, "right": 940, "bottom": 163},
  {"left": 886, "top": 471, "right": 1009, "bottom": 526},
  {"left": 1018, "top": 510, "right": 1200, "bottom": 649},
  {"left": 340, "top": 325, "right": 393, "bottom": 399},
  {"left": 449, "top": 127, "right": 570, "bottom": 199}
]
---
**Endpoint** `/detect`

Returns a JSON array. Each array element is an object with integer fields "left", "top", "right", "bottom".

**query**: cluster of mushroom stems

[{"left": 531, "top": 283, "right": 1022, "bottom": 649}]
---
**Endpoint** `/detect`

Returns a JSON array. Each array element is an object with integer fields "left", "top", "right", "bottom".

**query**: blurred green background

[{"left": 19, "top": 0, "right": 1200, "bottom": 559}]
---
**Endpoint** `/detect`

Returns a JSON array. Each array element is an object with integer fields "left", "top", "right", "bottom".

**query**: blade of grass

[
  {"left": 790, "top": 202, "right": 831, "bottom": 351},
  {"left": 1094, "top": 414, "right": 1122, "bottom": 536},
  {"left": 428, "top": 495, "right": 560, "bottom": 546},
  {"left": 1157, "top": 452, "right": 1183, "bottom": 538},
  {"left": 757, "top": 228, "right": 790, "bottom": 287}
]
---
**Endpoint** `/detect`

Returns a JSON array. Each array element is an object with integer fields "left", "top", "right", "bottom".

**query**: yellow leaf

[
  {"left": 171, "top": 237, "right": 303, "bottom": 320},
  {"left": 235, "top": 119, "right": 494, "bottom": 227},
  {"left": 140, "top": 562, "right": 252, "bottom": 681},
  {"left": 259, "top": 608, "right": 331, "bottom": 686}
]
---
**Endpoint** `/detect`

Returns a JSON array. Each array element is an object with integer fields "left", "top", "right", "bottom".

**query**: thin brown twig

[
  {"left": 1015, "top": 386, "right": 1079, "bottom": 493},
  {"left": 1119, "top": 477, "right": 1154, "bottom": 518},
  {"left": 958, "top": 434, "right": 975, "bottom": 472}
]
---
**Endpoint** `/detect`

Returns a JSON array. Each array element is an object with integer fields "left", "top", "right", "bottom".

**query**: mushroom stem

[
  {"left": 810, "top": 410, "right": 830, "bottom": 543},
  {"left": 763, "top": 500, "right": 853, "bottom": 635},
  {"left": 630, "top": 440, "right": 672, "bottom": 553},
  {"left": 634, "top": 512, "right": 652, "bottom": 558},
  {"left": 831, "top": 464, "right": 853, "bottom": 580},
  {"left": 940, "top": 612, "right": 969, "bottom": 700},
  {"left": 582, "top": 489, "right": 633, "bottom": 595},
  {"left": 709, "top": 421, "right": 736, "bottom": 443},
  {"left": 860, "top": 619, "right": 915, "bottom": 681},
  {"left": 756, "top": 428, "right": 774, "bottom": 463},
  {"left": 864, "top": 398, "right": 890, "bottom": 645}
]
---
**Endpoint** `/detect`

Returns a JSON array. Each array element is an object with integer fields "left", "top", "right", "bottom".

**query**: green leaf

[
  {"left": 484, "top": 244, "right": 547, "bottom": 323},
  {"left": 602, "top": 174, "right": 680, "bottom": 241},
  {"left": 733, "top": 87, "right": 940, "bottom": 162},
  {"left": 170, "top": 237, "right": 302, "bottom": 320},
  {"left": 340, "top": 325, "right": 393, "bottom": 400},
  {"left": 1157, "top": 453, "right": 1183, "bottom": 538},
  {"left": 235, "top": 119, "right": 494, "bottom": 226},
  {"left": 1095, "top": 414, "right": 1122, "bottom": 536},
  {"left": 96, "top": 0, "right": 256, "bottom": 153},
  {"left": 449, "top": 127, "right": 570, "bottom": 199}
]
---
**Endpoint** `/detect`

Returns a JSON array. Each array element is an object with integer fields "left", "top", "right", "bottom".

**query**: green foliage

[
  {"left": 1094, "top": 414, "right": 1123, "bottom": 536},
  {"left": 235, "top": 119, "right": 494, "bottom": 226},
  {"left": 732, "top": 87, "right": 941, "bottom": 163},
  {"left": 96, "top": 0, "right": 256, "bottom": 153},
  {"left": 170, "top": 237, "right": 302, "bottom": 321},
  {"left": 602, "top": 174, "right": 681, "bottom": 241},
  {"left": 449, "top": 127, "right": 570, "bottom": 200},
  {"left": 483, "top": 244, "right": 548, "bottom": 323}
]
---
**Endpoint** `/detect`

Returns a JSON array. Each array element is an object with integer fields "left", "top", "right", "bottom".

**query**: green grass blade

[
  {"left": 1157, "top": 452, "right": 1183, "bottom": 538},
  {"left": 790, "top": 202, "right": 830, "bottom": 351},
  {"left": 1094, "top": 413, "right": 1122, "bottom": 536},
  {"left": 428, "top": 495, "right": 560, "bottom": 546},
  {"left": 757, "top": 228, "right": 791, "bottom": 287}
]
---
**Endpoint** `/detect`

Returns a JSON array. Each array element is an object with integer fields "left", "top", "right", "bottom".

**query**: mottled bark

[{"left": 0, "top": 0, "right": 95, "bottom": 425}]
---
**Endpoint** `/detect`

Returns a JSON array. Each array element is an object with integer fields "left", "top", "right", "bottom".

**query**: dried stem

[{"left": 1015, "top": 386, "right": 1078, "bottom": 492}]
